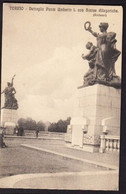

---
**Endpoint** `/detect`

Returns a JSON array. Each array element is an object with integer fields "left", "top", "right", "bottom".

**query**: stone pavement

[
  {"left": 4, "top": 135, "right": 119, "bottom": 167},
  {"left": 21, "top": 143, "right": 118, "bottom": 170},
  {"left": 0, "top": 171, "right": 118, "bottom": 190},
  {"left": 0, "top": 136, "right": 119, "bottom": 190},
  {"left": 21, "top": 137, "right": 119, "bottom": 168}
]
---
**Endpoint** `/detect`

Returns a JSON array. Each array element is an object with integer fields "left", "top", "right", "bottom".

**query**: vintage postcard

[{"left": 0, "top": 3, "right": 123, "bottom": 190}]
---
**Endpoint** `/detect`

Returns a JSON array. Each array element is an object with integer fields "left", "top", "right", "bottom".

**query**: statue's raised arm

[
  {"left": 81, "top": 22, "right": 121, "bottom": 88},
  {"left": 84, "top": 21, "right": 98, "bottom": 37},
  {"left": 11, "top": 74, "right": 16, "bottom": 86}
]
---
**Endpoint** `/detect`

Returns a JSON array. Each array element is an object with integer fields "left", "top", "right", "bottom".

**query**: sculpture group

[
  {"left": 1, "top": 22, "right": 121, "bottom": 107},
  {"left": 81, "top": 21, "right": 121, "bottom": 88},
  {"left": 1, "top": 75, "right": 18, "bottom": 110}
]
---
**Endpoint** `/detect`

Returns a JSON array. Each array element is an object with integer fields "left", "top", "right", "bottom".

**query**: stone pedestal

[
  {"left": 65, "top": 84, "right": 121, "bottom": 152},
  {"left": 1, "top": 109, "right": 18, "bottom": 134}
]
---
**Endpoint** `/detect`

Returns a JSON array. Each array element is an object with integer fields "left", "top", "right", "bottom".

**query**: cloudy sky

[{"left": 1, "top": 4, "right": 123, "bottom": 122}]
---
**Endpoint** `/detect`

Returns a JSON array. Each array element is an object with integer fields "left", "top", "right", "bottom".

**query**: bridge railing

[{"left": 99, "top": 135, "right": 120, "bottom": 153}]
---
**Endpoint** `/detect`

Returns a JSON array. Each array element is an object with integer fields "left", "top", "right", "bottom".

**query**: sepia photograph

[{"left": 0, "top": 2, "right": 123, "bottom": 190}]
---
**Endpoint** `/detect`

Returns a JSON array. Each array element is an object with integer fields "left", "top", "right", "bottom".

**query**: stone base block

[
  {"left": 1, "top": 109, "right": 18, "bottom": 124},
  {"left": 1, "top": 109, "right": 18, "bottom": 134},
  {"left": 65, "top": 84, "right": 121, "bottom": 152},
  {"left": 66, "top": 142, "right": 99, "bottom": 153},
  {"left": 5, "top": 126, "right": 15, "bottom": 135}
]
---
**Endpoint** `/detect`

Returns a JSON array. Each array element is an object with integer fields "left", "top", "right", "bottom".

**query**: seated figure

[{"left": 81, "top": 42, "right": 98, "bottom": 86}]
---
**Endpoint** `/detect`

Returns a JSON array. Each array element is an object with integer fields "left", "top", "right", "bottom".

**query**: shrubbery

[
  {"left": 17, "top": 117, "right": 71, "bottom": 133},
  {"left": 18, "top": 117, "right": 46, "bottom": 131},
  {"left": 48, "top": 117, "right": 71, "bottom": 133}
]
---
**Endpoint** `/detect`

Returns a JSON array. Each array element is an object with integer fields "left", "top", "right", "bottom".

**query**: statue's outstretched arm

[
  {"left": 81, "top": 54, "right": 86, "bottom": 60},
  {"left": 82, "top": 48, "right": 97, "bottom": 61},
  {"left": 82, "top": 53, "right": 90, "bottom": 60},
  {"left": 88, "top": 28, "right": 98, "bottom": 37}
]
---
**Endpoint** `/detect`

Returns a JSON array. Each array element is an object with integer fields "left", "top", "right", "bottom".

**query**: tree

[
  {"left": 18, "top": 118, "right": 27, "bottom": 130},
  {"left": 48, "top": 122, "right": 57, "bottom": 132},
  {"left": 25, "top": 117, "right": 36, "bottom": 130},
  {"left": 36, "top": 121, "right": 46, "bottom": 131},
  {"left": 18, "top": 118, "right": 46, "bottom": 131},
  {"left": 48, "top": 117, "right": 71, "bottom": 133}
]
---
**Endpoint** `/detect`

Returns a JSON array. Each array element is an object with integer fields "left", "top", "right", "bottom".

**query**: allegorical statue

[
  {"left": 82, "top": 42, "right": 98, "bottom": 86},
  {"left": 1, "top": 75, "right": 18, "bottom": 109},
  {"left": 80, "top": 21, "right": 121, "bottom": 88}
]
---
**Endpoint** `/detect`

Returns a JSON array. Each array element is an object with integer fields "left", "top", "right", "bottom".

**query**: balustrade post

[
  {"left": 109, "top": 140, "right": 113, "bottom": 151},
  {"left": 99, "top": 135, "right": 105, "bottom": 153},
  {"left": 113, "top": 139, "right": 117, "bottom": 151},
  {"left": 117, "top": 140, "right": 120, "bottom": 152}
]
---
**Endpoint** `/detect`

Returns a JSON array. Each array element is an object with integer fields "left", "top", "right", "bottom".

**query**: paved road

[
  {"left": 19, "top": 137, "right": 119, "bottom": 167},
  {"left": 0, "top": 138, "right": 104, "bottom": 179}
]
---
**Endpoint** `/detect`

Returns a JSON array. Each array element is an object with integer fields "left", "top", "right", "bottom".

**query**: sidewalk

[
  {"left": 4, "top": 134, "right": 63, "bottom": 140},
  {"left": 4, "top": 135, "right": 119, "bottom": 167},
  {"left": 22, "top": 138, "right": 119, "bottom": 168}
]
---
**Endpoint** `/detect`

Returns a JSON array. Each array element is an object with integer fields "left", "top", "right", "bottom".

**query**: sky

[{"left": 1, "top": 4, "right": 123, "bottom": 122}]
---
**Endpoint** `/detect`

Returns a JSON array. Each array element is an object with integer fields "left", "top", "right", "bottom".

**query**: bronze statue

[
  {"left": 81, "top": 21, "right": 121, "bottom": 88},
  {"left": 1, "top": 75, "right": 18, "bottom": 109},
  {"left": 81, "top": 42, "right": 98, "bottom": 86}
]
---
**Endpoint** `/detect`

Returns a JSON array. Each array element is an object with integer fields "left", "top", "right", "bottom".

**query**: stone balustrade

[{"left": 99, "top": 135, "right": 120, "bottom": 153}]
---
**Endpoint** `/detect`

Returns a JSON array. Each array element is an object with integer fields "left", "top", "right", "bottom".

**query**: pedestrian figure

[
  {"left": 35, "top": 127, "right": 39, "bottom": 138},
  {"left": 19, "top": 127, "right": 24, "bottom": 136},
  {"left": 0, "top": 127, "right": 7, "bottom": 148},
  {"left": 14, "top": 125, "right": 19, "bottom": 135}
]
